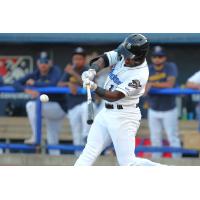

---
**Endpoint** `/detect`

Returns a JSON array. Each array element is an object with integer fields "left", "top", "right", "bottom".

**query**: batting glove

[
  {"left": 83, "top": 79, "right": 97, "bottom": 90},
  {"left": 81, "top": 69, "right": 96, "bottom": 82}
]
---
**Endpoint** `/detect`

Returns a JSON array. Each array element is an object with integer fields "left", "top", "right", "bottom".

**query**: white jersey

[
  {"left": 104, "top": 50, "right": 149, "bottom": 106},
  {"left": 188, "top": 70, "right": 200, "bottom": 84}
]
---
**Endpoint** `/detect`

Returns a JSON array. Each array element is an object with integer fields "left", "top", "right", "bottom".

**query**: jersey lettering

[{"left": 108, "top": 68, "right": 122, "bottom": 85}]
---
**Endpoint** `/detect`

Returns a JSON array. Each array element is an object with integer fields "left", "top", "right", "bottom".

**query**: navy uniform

[
  {"left": 147, "top": 46, "right": 181, "bottom": 158},
  {"left": 58, "top": 47, "right": 91, "bottom": 151},
  {"left": 14, "top": 52, "right": 67, "bottom": 155},
  {"left": 187, "top": 70, "right": 200, "bottom": 132}
]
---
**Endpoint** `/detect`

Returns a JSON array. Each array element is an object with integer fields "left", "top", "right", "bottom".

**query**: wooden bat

[{"left": 86, "top": 82, "right": 94, "bottom": 125}]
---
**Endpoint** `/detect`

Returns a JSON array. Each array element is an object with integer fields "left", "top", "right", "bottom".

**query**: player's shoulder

[
  {"left": 194, "top": 70, "right": 200, "bottom": 76},
  {"left": 51, "top": 65, "right": 62, "bottom": 74},
  {"left": 165, "top": 62, "right": 177, "bottom": 69},
  {"left": 190, "top": 70, "right": 200, "bottom": 78},
  {"left": 52, "top": 65, "right": 61, "bottom": 71}
]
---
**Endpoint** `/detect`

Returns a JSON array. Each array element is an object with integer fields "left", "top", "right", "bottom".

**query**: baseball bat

[{"left": 86, "top": 83, "right": 94, "bottom": 125}]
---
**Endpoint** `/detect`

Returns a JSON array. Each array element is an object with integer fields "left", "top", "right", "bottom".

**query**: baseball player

[
  {"left": 75, "top": 34, "right": 162, "bottom": 166},
  {"left": 146, "top": 46, "right": 181, "bottom": 158},
  {"left": 58, "top": 47, "right": 91, "bottom": 150},
  {"left": 14, "top": 52, "right": 67, "bottom": 155},
  {"left": 186, "top": 70, "right": 200, "bottom": 132}
]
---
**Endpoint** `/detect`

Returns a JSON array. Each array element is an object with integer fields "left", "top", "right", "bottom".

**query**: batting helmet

[{"left": 117, "top": 34, "right": 150, "bottom": 61}]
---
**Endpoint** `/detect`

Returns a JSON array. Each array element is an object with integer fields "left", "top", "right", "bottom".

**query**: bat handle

[
  {"left": 86, "top": 83, "right": 92, "bottom": 101},
  {"left": 86, "top": 82, "right": 94, "bottom": 125}
]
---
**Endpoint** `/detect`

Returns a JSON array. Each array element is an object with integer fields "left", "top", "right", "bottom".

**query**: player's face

[
  {"left": 124, "top": 58, "right": 135, "bottom": 67},
  {"left": 151, "top": 56, "right": 167, "bottom": 65},
  {"left": 72, "top": 54, "right": 86, "bottom": 69},
  {"left": 38, "top": 62, "right": 51, "bottom": 74}
]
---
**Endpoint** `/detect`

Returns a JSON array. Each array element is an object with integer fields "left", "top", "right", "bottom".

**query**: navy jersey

[
  {"left": 60, "top": 66, "right": 88, "bottom": 110},
  {"left": 14, "top": 65, "right": 67, "bottom": 113},
  {"left": 147, "top": 62, "right": 178, "bottom": 111}
]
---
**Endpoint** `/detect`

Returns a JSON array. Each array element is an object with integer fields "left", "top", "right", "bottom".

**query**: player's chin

[{"left": 124, "top": 60, "right": 135, "bottom": 67}]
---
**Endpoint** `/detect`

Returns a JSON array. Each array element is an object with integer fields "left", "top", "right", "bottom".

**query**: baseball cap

[
  {"left": 38, "top": 51, "right": 50, "bottom": 64},
  {"left": 73, "top": 47, "right": 86, "bottom": 57},
  {"left": 151, "top": 46, "right": 166, "bottom": 57}
]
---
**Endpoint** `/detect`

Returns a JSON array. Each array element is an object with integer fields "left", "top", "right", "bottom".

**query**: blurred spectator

[
  {"left": 58, "top": 47, "right": 90, "bottom": 152},
  {"left": 14, "top": 52, "right": 67, "bottom": 155},
  {"left": 146, "top": 46, "right": 181, "bottom": 158},
  {"left": 186, "top": 70, "right": 200, "bottom": 132}
]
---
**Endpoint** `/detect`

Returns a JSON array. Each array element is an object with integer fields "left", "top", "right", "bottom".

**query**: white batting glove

[
  {"left": 83, "top": 79, "right": 97, "bottom": 90},
  {"left": 81, "top": 69, "right": 96, "bottom": 82}
]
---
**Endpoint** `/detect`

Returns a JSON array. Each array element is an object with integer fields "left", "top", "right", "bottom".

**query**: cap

[
  {"left": 73, "top": 47, "right": 86, "bottom": 56},
  {"left": 151, "top": 46, "right": 166, "bottom": 57},
  {"left": 38, "top": 51, "right": 50, "bottom": 64}
]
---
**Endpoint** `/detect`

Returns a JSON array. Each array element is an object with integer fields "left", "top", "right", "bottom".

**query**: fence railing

[{"left": 0, "top": 86, "right": 200, "bottom": 155}]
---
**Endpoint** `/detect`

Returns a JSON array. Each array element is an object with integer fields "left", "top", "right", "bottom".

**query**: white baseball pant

[
  {"left": 148, "top": 108, "right": 181, "bottom": 158},
  {"left": 75, "top": 107, "right": 162, "bottom": 166},
  {"left": 26, "top": 101, "right": 66, "bottom": 155},
  {"left": 68, "top": 100, "right": 107, "bottom": 147},
  {"left": 196, "top": 103, "right": 200, "bottom": 132},
  {"left": 67, "top": 102, "right": 91, "bottom": 146}
]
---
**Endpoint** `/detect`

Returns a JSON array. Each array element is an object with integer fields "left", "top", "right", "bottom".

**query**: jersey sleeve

[
  {"left": 104, "top": 50, "right": 119, "bottom": 66},
  {"left": 188, "top": 71, "right": 200, "bottom": 84},
  {"left": 13, "top": 73, "right": 35, "bottom": 91},
  {"left": 116, "top": 77, "right": 143, "bottom": 97}
]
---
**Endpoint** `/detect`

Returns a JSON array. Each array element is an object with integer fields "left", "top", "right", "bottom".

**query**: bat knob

[{"left": 87, "top": 119, "right": 93, "bottom": 125}]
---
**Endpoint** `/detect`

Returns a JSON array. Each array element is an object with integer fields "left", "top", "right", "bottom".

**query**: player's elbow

[
  {"left": 105, "top": 92, "right": 125, "bottom": 102},
  {"left": 186, "top": 81, "right": 194, "bottom": 88},
  {"left": 106, "top": 98, "right": 118, "bottom": 103}
]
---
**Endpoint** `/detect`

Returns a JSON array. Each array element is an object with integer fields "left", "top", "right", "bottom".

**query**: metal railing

[{"left": 0, "top": 86, "right": 200, "bottom": 155}]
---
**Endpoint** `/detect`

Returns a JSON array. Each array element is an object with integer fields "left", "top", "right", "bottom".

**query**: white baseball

[{"left": 40, "top": 94, "right": 49, "bottom": 103}]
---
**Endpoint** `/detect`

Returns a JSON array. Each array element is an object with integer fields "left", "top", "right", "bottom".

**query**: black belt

[{"left": 105, "top": 103, "right": 139, "bottom": 110}]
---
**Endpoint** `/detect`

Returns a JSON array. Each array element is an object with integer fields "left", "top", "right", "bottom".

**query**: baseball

[{"left": 40, "top": 94, "right": 49, "bottom": 103}]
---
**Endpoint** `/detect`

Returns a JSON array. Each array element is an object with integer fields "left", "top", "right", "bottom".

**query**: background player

[
  {"left": 186, "top": 70, "right": 200, "bottom": 132},
  {"left": 145, "top": 46, "right": 181, "bottom": 158},
  {"left": 75, "top": 34, "right": 162, "bottom": 166},
  {"left": 58, "top": 47, "right": 90, "bottom": 152},
  {"left": 14, "top": 52, "right": 67, "bottom": 155}
]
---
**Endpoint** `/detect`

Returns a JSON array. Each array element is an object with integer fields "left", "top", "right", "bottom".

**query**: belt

[{"left": 105, "top": 103, "right": 139, "bottom": 110}]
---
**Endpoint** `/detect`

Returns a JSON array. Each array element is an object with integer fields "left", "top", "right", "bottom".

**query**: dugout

[{"left": 0, "top": 33, "right": 200, "bottom": 116}]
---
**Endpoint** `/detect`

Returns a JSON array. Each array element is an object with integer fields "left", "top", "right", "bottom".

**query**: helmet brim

[{"left": 116, "top": 43, "right": 135, "bottom": 59}]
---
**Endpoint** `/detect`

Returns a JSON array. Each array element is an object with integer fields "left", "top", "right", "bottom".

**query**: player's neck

[{"left": 154, "top": 64, "right": 164, "bottom": 71}]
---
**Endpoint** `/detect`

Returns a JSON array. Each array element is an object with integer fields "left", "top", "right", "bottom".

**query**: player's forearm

[
  {"left": 151, "top": 81, "right": 175, "bottom": 88},
  {"left": 13, "top": 81, "right": 25, "bottom": 92},
  {"left": 95, "top": 87, "right": 125, "bottom": 102},
  {"left": 186, "top": 82, "right": 200, "bottom": 90},
  {"left": 90, "top": 57, "right": 107, "bottom": 72}
]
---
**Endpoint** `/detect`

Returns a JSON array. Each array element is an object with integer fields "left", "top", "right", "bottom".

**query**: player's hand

[
  {"left": 83, "top": 79, "right": 97, "bottom": 90},
  {"left": 57, "top": 81, "right": 69, "bottom": 87},
  {"left": 68, "top": 82, "right": 78, "bottom": 95},
  {"left": 144, "top": 82, "right": 152, "bottom": 96},
  {"left": 65, "top": 64, "right": 75, "bottom": 75},
  {"left": 26, "top": 79, "right": 35, "bottom": 86},
  {"left": 24, "top": 89, "right": 39, "bottom": 98},
  {"left": 81, "top": 69, "right": 96, "bottom": 82}
]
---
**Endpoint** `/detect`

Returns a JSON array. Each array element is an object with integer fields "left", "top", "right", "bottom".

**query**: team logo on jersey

[{"left": 128, "top": 80, "right": 141, "bottom": 89}]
